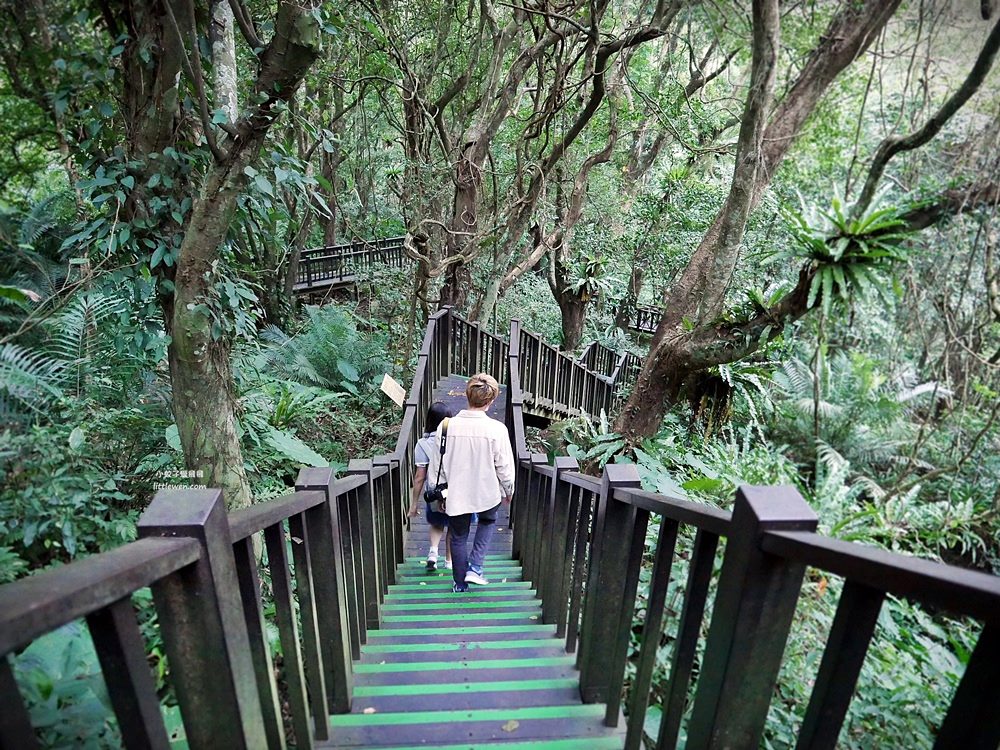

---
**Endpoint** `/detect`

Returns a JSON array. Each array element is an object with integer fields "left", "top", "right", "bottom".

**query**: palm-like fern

[{"left": 0, "top": 344, "right": 66, "bottom": 424}]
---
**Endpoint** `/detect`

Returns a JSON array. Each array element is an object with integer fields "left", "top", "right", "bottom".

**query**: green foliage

[
  {"left": 12, "top": 622, "right": 121, "bottom": 748},
  {"left": 774, "top": 196, "right": 911, "bottom": 316},
  {"left": 255, "top": 305, "right": 391, "bottom": 401}
]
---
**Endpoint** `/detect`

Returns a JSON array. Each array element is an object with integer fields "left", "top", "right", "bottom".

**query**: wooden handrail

[{"left": 0, "top": 537, "right": 200, "bottom": 655}]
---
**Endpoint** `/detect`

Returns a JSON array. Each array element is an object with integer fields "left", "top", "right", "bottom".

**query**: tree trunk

[
  {"left": 614, "top": 263, "right": 644, "bottom": 330},
  {"left": 168, "top": 1, "right": 321, "bottom": 508},
  {"left": 210, "top": 0, "right": 238, "bottom": 122},
  {"left": 169, "top": 168, "right": 253, "bottom": 507},
  {"left": 616, "top": 0, "right": 905, "bottom": 443},
  {"left": 616, "top": 0, "right": 781, "bottom": 442},
  {"left": 439, "top": 144, "right": 482, "bottom": 310},
  {"left": 558, "top": 296, "right": 587, "bottom": 350}
]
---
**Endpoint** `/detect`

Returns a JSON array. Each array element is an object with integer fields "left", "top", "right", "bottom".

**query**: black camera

[{"left": 423, "top": 483, "right": 448, "bottom": 511}]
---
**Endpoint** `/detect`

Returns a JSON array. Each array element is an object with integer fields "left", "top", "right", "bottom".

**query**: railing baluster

[
  {"left": 566, "top": 486, "right": 597, "bottom": 654},
  {"left": 339, "top": 488, "right": 364, "bottom": 654},
  {"left": 687, "top": 486, "right": 818, "bottom": 747},
  {"left": 137, "top": 489, "right": 268, "bottom": 748},
  {"left": 934, "top": 621, "right": 1000, "bottom": 750},
  {"left": 657, "top": 529, "right": 719, "bottom": 750},
  {"left": 796, "top": 580, "right": 884, "bottom": 750},
  {"left": 85, "top": 598, "right": 171, "bottom": 750},
  {"left": 264, "top": 520, "right": 317, "bottom": 748},
  {"left": 0, "top": 656, "right": 39, "bottom": 749},
  {"left": 624, "top": 518, "right": 680, "bottom": 749},
  {"left": 233, "top": 536, "right": 286, "bottom": 749},
  {"left": 296, "top": 468, "right": 354, "bottom": 713},
  {"left": 543, "top": 458, "right": 578, "bottom": 627},
  {"left": 578, "top": 465, "right": 643, "bottom": 702},
  {"left": 374, "top": 456, "right": 402, "bottom": 584},
  {"left": 603, "top": 503, "right": 651, "bottom": 725},
  {"left": 347, "top": 460, "right": 382, "bottom": 630},
  {"left": 556, "top": 482, "right": 582, "bottom": 639},
  {"left": 286, "top": 511, "right": 331, "bottom": 739}
]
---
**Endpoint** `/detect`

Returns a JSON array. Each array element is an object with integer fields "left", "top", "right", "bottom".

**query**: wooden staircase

[
  {"left": 321, "top": 503, "right": 624, "bottom": 748},
  {"left": 318, "top": 374, "right": 625, "bottom": 748}
]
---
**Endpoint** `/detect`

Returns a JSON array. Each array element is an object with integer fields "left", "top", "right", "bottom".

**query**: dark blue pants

[{"left": 449, "top": 503, "right": 500, "bottom": 590}]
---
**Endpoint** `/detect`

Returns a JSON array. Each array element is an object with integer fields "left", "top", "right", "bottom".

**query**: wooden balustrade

[
  {"left": 506, "top": 451, "right": 1000, "bottom": 749},
  {"left": 296, "top": 236, "right": 407, "bottom": 293}
]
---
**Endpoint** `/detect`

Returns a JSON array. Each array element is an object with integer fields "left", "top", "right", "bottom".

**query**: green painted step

[
  {"left": 383, "top": 600, "right": 540, "bottom": 611},
  {"left": 367, "top": 624, "right": 554, "bottom": 637},
  {"left": 383, "top": 611, "right": 542, "bottom": 623},
  {"left": 333, "top": 738, "right": 623, "bottom": 750},
  {"left": 394, "top": 576, "right": 524, "bottom": 584},
  {"left": 329, "top": 703, "right": 603, "bottom": 727},
  {"left": 385, "top": 588, "right": 536, "bottom": 600},
  {"left": 362, "top": 639, "right": 558, "bottom": 654},
  {"left": 403, "top": 553, "right": 521, "bottom": 567},
  {"left": 353, "top": 677, "right": 578, "bottom": 697},
  {"left": 396, "top": 568, "right": 522, "bottom": 577},
  {"left": 355, "top": 656, "right": 573, "bottom": 673},
  {"left": 389, "top": 580, "right": 531, "bottom": 591}
]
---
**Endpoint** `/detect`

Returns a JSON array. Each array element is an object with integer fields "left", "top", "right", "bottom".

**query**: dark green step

[
  {"left": 366, "top": 624, "right": 555, "bottom": 645},
  {"left": 360, "top": 639, "right": 567, "bottom": 665},
  {"left": 324, "top": 704, "right": 621, "bottom": 748},
  {"left": 320, "top": 738, "right": 623, "bottom": 750},
  {"left": 351, "top": 678, "right": 581, "bottom": 712}
]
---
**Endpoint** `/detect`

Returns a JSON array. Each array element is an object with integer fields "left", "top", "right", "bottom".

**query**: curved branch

[{"left": 854, "top": 16, "right": 1000, "bottom": 216}]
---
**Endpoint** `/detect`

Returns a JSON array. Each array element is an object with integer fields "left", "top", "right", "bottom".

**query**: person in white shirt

[{"left": 440, "top": 373, "right": 515, "bottom": 592}]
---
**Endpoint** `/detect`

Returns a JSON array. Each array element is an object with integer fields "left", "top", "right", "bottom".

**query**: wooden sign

[{"left": 380, "top": 374, "right": 406, "bottom": 407}]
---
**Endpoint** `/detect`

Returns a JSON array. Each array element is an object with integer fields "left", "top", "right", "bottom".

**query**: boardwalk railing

[
  {"left": 507, "top": 387, "right": 1000, "bottom": 746},
  {"left": 295, "top": 236, "right": 406, "bottom": 293},
  {"left": 514, "top": 322, "right": 623, "bottom": 419},
  {"left": 630, "top": 303, "right": 660, "bottom": 335}
]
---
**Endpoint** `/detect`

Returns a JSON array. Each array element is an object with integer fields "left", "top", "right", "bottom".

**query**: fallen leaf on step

[
  {"left": 363, "top": 708, "right": 377, "bottom": 714},
  {"left": 501, "top": 720, "right": 520, "bottom": 732}
]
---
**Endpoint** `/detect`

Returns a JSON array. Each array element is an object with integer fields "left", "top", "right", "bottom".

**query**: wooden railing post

[
  {"left": 577, "top": 464, "right": 643, "bottom": 703},
  {"left": 137, "top": 489, "right": 268, "bottom": 749},
  {"left": 686, "top": 485, "right": 818, "bottom": 748},
  {"left": 346, "top": 459, "right": 382, "bottom": 631},
  {"left": 374, "top": 455, "right": 403, "bottom": 580},
  {"left": 296, "top": 468, "right": 354, "bottom": 713}
]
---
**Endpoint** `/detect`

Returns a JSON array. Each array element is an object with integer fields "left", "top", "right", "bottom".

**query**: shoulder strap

[
  {"left": 434, "top": 418, "right": 449, "bottom": 486},
  {"left": 438, "top": 418, "right": 449, "bottom": 455}
]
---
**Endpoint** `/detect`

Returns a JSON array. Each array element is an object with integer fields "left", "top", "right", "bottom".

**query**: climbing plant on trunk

[{"left": 0, "top": 0, "right": 324, "bottom": 508}]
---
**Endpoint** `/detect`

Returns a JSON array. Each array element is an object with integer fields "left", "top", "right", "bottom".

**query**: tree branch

[
  {"left": 854, "top": 15, "right": 1000, "bottom": 216},
  {"left": 227, "top": 0, "right": 264, "bottom": 51}
]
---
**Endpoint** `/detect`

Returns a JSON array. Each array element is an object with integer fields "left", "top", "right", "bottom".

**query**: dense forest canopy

[{"left": 1, "top": 0, "right": 999, "bottom": 745}]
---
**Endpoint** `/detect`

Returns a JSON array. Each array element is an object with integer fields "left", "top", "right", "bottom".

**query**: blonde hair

[{"left": 466, "top": 373, "right": 500, "bottom": 408}]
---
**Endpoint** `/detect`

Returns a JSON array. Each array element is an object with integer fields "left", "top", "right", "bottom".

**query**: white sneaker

[
  {"left": 465, "top": 570, "right": 489, "bottom": 585},
  {"left": 444, "top": 560, "right": 453, "bottom": 570}
]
